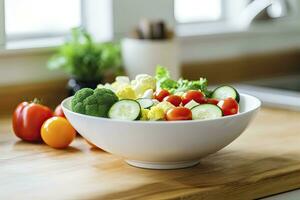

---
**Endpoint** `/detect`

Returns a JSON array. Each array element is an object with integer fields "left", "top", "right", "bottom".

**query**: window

[
  {"left": 174, "top": 0, "right": 223, "bottom": 23},
  {"left": 4, "top": 0, "right": 81, "bottom": 40}
]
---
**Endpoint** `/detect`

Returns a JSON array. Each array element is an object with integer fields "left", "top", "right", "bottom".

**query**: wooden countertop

[{"left": 1, "top": 107, "right": 300, "bottom": 200}]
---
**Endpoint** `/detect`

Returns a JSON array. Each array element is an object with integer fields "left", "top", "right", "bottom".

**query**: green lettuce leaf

[
  {"left": 155, "top": 66, "right": 211, "bottom": 97},
  {"left": 155, "top": 65, "right": 177, "bottom": 90}
]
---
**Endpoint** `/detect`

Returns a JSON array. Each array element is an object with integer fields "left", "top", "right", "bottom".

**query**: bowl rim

[{"left": 61, "top": 93, "right": 261, "bottom": 124}]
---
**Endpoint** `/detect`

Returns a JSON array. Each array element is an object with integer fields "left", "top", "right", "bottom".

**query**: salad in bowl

[
  {"left": 70, "top": 66, "right": 240, "bottom": 122},
  {"left": 62, "top": 66, "right": 261, "bottom": 169}
]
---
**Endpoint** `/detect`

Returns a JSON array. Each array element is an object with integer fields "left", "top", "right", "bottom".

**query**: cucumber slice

[
  {"left": 191, "top": 104, "right": 222, "bottom": 120},
  {"left": 108, "top": 99, "right": 141, "bottom": 121},
  {"left": 136, "top": 98, "right": 154, "bottom": 109},
  {"left": 212, "top": 85, "right": 240, "bottom": 102}
]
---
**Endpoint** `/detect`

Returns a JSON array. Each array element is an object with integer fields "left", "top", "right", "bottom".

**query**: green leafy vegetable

[
  {"left": 155, "top": 66, "right": 211, "bottom": 96},
  {"left": 155, "top": 65, "right": 177, "bottom": 90},
  {"left": 48, "top": 28, "right": 122, "bottom": 81},
  {"left": 71, "top": 88, "right": 118, "bottom": 117}
]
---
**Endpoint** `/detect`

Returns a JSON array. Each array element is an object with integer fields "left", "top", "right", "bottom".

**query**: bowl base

[{"left": 126, "top": 159, "right": 200, "bottom": 170}]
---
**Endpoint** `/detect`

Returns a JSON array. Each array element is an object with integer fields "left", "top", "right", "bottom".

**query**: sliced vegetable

[
  {"left": 137, "top": 98, "right": 154, "bottom": 109},
  {"left": 71, "top": 66, "right": 241, "bottom": 121},
  {"left": 217, "top": 98, "right": 239, "bottom": 116},
  {"left": 184, "top": 100, "right": 199, "bottom": 110},
  {"left": 182, "top": 90, "right": 206, "bottom": 105},
  {"left": 206, "top": 98, "right": 219, "bottom": 105},
  {"left": 212, "top": 85, "right": 240, "bottom": 102},
  {"left": 108, "top": 100, "right": 141, "bottom": 120},
  {"left": 163, "top": 95, "right": 182, "bottom": 107},
  {"left": 166, "top": 107, "right": 192, "bottom": 121},
  {"left": 154, "top": 89, "right": 170, "bottom": 102},
  {"left": 191, "top": 104, "right": 222, "bottom": 120}
]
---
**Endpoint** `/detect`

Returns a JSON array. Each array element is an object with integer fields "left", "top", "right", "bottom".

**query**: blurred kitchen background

[{"left": 1, "top": 0, "right": 300, "bottom": 115}]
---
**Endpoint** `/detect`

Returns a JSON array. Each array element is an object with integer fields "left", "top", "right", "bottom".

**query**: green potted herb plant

[{"left": 48, "top": 28, "right": 122, "bottom": 95}]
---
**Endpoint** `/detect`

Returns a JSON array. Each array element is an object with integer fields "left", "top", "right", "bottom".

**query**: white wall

[
  {"left": 1, "top": 0, "right": 300, "bottom": 86},
  {"left": 0, "top": 0, "right": 5, "bottom": 46},
  {"left": 0, "top": 51, "right": 66, "bottom": 86},
  {"left": 180, "top": 23, "right": 300, "bottom": 62},
  {"left": 112, "top": 0, "right": 175, "bottom": 39},
  {"left": 83, "top": 0, "right": 114, "bottom": 42}
]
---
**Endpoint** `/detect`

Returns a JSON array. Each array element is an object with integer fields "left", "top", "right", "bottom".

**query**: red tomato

[
  {"left": 163, "top": 95, "right": 182, "bottom": 106},
  {"left": 12, "top": 101, "right": 53, "bottom": 142},
  {"left": 182, "top": 90, "right": 206, "bottom": 105},
  {"left": 217, "top": 98, "right": 239, "bottom": 116},
  {"left": 54, "top": 104, "right": 65, "bottom": 118},
  {"left": 166, "top": 107, "right": 192, "bottom": 121},
  {"left": 207, "top": 98, "right": 219, "bottom": 105},
  {"left": 154, "top": 89, "right": 170, "bottom": 102}
]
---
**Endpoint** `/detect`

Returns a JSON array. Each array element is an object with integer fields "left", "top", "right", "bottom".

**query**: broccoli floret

[{"left": 71, "top": 88, "right": 118, "bottom": 117}]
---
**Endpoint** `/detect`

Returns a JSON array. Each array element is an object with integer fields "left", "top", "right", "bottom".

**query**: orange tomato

[{"left": 41, "top": 117, "right": 76, "bottom": 149}]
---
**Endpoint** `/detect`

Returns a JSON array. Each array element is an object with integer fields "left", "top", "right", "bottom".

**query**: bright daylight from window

[
  {"left": 174, "top": 0, "right": 222, "bottom": 23},
  {"left": 4, "top": 0, "right": 81, "bottom": 39},
  {"left": 2, "top": 0, "right": 300, "bottom": 199}
]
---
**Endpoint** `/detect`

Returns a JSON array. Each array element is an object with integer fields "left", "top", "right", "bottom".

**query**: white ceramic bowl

[{"left": 62, "top": 94, "right": 261, "bottom": 169}]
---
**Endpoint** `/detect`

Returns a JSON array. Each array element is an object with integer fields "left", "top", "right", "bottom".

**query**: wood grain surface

[{"left": 1, "top": 107, "right": 300, "bottom": 200}]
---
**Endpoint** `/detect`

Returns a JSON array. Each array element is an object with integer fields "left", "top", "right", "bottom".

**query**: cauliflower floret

[
  {"left": 115, "top": 76, "right": 130, "bottom": 84},
  {"left": 99, "top": 76, "right": 130, "bottom": 93},
  {"left": 140, "top": 108, "right": 150, "bottom": 120},
  {"left": 116, "top": 85, "right": 137, "bottom": 100},
  {"left": 111, "top": 82, "right": 121, "bottom": 91},
  {"left": 156, "top": 101, "right": 175, "bottom": 113},
  {"left": 147, "top": 106, "right": 165, "bottom": 121},
  {"left": 97, "top": 83, "right": 115, "bottom": 91},
  {"left": 131, "top": 74, "right": 156, "bottom": 97}
]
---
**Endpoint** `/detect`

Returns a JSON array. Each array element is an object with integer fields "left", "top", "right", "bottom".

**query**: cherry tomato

[
  {"left": 54, "top": 104, "right": 65, "bottom": 118},
  {"left": 207, "top": 98, "right": 219, "bottom": 105},
  {"left": 182, "top": 90, "right": 206, "bottom": 105},
  {"left": 163, "top": 95, "right": 182, "bottom": 106},
  {"left": 41, "top": 117, "right": 76, "bottom": 149},
  {"left": 217, "top": 98, "right": 239, "bottom": 116},
  {"left": 154, "top": 89, "right": 170, "bottom": 102},
  {"left": 12, "top": 101, "right": 53, "bottom": 142},
  {"left": 166, "top": 107, "right": 192, "bottom": 121}
]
